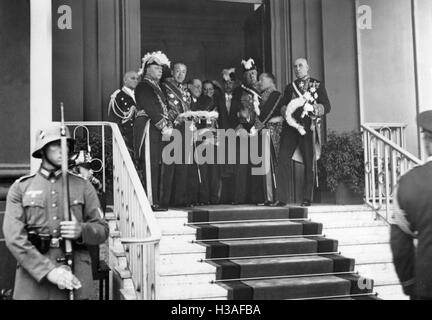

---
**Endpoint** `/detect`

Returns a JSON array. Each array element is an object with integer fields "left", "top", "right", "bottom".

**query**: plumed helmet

[
  {"left": 241, "top": 58, "right": 257, "bottom": 73},
  {"left": 32, "top": 122, "right": 74, "bottom": 159}
]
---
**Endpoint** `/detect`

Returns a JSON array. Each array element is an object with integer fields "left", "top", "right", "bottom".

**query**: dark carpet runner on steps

[{"left": 187, "top": 205, "right": 378, "bottom": 300}]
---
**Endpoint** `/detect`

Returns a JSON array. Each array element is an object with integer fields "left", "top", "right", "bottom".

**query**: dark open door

[{"left": 244, "top": 0, "right": 271, "bottom": 73}]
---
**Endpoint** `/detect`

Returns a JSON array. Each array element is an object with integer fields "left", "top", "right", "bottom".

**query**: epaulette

[{"left": 16, "top": 173, "right": 36, "bottom": 183}]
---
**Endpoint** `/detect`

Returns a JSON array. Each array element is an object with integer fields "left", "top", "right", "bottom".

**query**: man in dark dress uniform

[
  {"left": 160, "top": 62, "right": 191, "bottom": 207},
  {"left": 230, "top": 58, "right": 262, "bottom": 204},
  {"left": 135, "top": 51, "right": 172, "bottom": 211},
  {"left": 251, "top": 73, "right": 284, "bottom": 205},
  {"left": 3, "top": 123, "right": 108, "bottom": 300},
  {"left": 273, "top": 58, "right": 331, "bottom": 207},
  {"left": 390, "top": 110, "right": 432, "bottom": 300},
  {"left": 108, "top": 71, "right": 139, "bottom": 159}
]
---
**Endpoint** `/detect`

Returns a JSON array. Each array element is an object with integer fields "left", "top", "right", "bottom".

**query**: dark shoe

[
  {"left": 269, "top": 201, "right": 286, "bottom": 207},
  {"left": 257, "top": 201, "right": 273, "bottom": 206},
  {"left": 301, "top": 200, "right": 311, "bottom": 207},
  {"left": 152, "top": 204, "right": 168, "bottom": 212}
]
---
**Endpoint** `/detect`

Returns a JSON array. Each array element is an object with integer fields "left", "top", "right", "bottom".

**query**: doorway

[{"left": 140, "top": 0, "right": 271, "bottom": 82}]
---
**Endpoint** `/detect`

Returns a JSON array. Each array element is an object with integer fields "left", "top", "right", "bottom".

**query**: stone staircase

[
  {"left": 151, "top": 205, "right": 387, "bottom": 300},
  {"left": 307, "top": 205, "right": 407, "bottom": 300}
]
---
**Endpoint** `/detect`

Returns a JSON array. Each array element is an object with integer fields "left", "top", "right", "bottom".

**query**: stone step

[
  {"left": 160, "top": 254, "right": 216, "bottom": 276},
  {"left": 160, "top": 273, "right": 217, "bottom": 287},
  {"left": 324, "top": 226, "right": 390, "bottom": 246},
  {"left": 155, "top": 209, "right": 188, "bottom": 219},
  {"left": 355, "top": 262, "right": 400, "bottom": 286},
  {"left": 159, "top": 220, "right": 196, "bottom": 236},
  {"left": 211, "top": 254, "right": 354, "bottom": 280},
  {"left": 203, "top": 237, "right": 338, "bottom": 259},
  {"left": 219, "top": 274, "right": 371, "bottom": 300},
  {"left": 339, "top": 243, "right": 393, "bottom": 264},
  {"left": 196, "top": 221, "right": 322, "bottom": 240},
  {"left": 308, "top": 211, "right": 387, "bottom": 229},
  {"left": 375, "top": 284, "right": 408, "bottom": 300},
  {"left": 158, "top": 282, "right": 227, "bottom": 300},
  {"left": 160, "top": 235, "right": 206, "bottom": 255},
  {"left": 188, "top": 205, "right": 307, "bottom": 223},
  {"left": 308, "top": 205, "right": 372, "bottom": 213}
]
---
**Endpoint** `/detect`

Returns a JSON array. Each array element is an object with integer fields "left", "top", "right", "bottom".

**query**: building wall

[
  {"left": 0, "top": 0, "right": 30, "bottom": 165},
  {"left": 414, "top": 0, "right": 432, "bottom": 159},
  {"left": 140, "top": 0, "right": 254, "bottom": 82},
  {"left": 358, "top": 0, "right": 419, "bottom": 155},
  {"left": 51, "top": 0, "right": 141, "bottom": 122}
]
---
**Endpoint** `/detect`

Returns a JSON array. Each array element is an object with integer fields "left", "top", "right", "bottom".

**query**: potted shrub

[{"left": 318, "top": 130, "right": 365, "bottom": 204}]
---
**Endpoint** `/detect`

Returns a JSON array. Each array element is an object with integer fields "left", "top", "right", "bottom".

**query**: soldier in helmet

[
  {"left": 390, "top": 110, "right": 432, "bottom": 300},
  {"left": 2, "top": 123, "right": 109, "bottom": 300}
]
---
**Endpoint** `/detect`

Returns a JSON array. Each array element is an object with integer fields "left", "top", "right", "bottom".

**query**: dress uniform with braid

[{"left": 108, "top": 87, "right": 137, "bottom": 158}]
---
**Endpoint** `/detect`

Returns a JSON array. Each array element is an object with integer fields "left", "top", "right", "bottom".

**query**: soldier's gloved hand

[
  {"left": 296, "top": 125, "right": 306, "bottom": 136},
  {"left": 236, "top": 128, "right": 249, "bottom": 138},
  {"left": 60, "top": 220, "right": 83, "bottom": 240},
  {"left": 249, "top": 126, "right": 258, "bottom": 137},
  {"left": 313, "top": 104, "right": 325, "bottom": 117},
  {"left": 46, "top": 266, "right": 82, "bottom": 290},
  {"left": 162, "top": 126, "right": 173, "bottom": 138}
]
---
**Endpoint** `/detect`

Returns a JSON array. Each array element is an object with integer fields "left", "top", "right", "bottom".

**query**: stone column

[{"left": 30, "top": 0, "right": 52, "bottom": 172}]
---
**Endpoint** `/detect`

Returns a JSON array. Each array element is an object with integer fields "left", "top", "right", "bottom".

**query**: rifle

[{"left": 60, "top": 103, "right": 74, "bottom": 300}]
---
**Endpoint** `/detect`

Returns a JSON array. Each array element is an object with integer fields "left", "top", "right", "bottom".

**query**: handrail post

[{"left": 361, "top": 123, "right": 423, "bottom": 224}]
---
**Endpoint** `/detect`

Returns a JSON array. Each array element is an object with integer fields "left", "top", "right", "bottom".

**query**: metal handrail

[
  {"left": 361, "top": 123, "right": 423, "bottom": 223},
  {"left": 65, "top": 121, "right": 161, "bottom": 300}
]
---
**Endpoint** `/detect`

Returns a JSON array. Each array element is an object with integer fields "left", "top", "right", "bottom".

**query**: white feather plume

[
  {"left": 241, "top": 58, "right": 255, "bottom": 71},
  {"left": 138, "top": 51, "right": 171, "bottom": 76}
]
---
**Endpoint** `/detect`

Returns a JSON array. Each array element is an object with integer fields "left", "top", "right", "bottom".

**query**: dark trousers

[
  {"left": 119, "top": 122, "right": 135, "bottom": 160},
  {"left": 139, "top": 125, "right": 162, "bottom": 206},
  {"left": 159, "top": 127, "right": 190, "bottom": 207},
  {"left": 234, "top": 135, "right": 264, "bottom": 204},
  {"left": 188, "top": 142, "right": 221, "bottom": 205},
  {"left": 276, "top": 124, "right": 315, "bottom": 203}
]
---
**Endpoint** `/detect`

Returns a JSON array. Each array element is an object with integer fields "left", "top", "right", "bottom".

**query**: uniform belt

[
  {"left": 50, "top": 237, "right": 88, "bottom": 250},
  {"left": 50, "top": 237, "right": 62, "bottom": 248}
]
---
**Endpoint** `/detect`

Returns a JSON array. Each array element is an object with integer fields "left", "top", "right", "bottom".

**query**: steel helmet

[{"left": 32, "top": 122, "right": 74, "bottom": 159}]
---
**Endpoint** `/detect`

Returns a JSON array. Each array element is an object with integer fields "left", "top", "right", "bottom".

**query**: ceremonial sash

[{"left": 164, "top": 81, "right": 190, "bottom": 112}]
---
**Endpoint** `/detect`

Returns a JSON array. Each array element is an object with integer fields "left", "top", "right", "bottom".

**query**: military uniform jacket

[
  {"left": 2, "top": 167, "right": 109, "bottom": 300},
  {"left": 281, "top": 77, "right": 331, "bottom": 131},
  {"left": 135, "top": 77, "right": 170, "bottom": 132},
  {"left": 391, "top": 159, "right": 432, "bottom": 297},
  {"left": 109, "top": 88, "right": 136, "bottom": 128}
]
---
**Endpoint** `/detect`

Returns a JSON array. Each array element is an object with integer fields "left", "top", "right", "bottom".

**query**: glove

[
  {"left": 46, "top": 266, "right": 82, "bottom": 290},
  {"left": 313, "top": 104, "right": 325, "bottom": 117},
  {"left": 296, "top": 125, "right": 306, "bottom": 136},
  {"left": 162, "top": 126, "right": 173, "bottom": 137},
  {"left": 236, "top": 128, "right": 249, "bottom": 138},
  {"left": 249, "top": 126, "right": 258, "bottom": 137}
]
